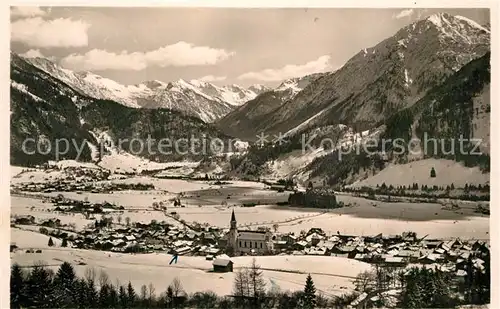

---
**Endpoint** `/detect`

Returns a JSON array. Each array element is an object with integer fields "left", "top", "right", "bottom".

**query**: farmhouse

[{"left": 213, "top": 258, "right": 233, "bottom": 272}]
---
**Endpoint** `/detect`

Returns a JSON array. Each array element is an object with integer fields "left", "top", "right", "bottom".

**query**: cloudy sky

[{"left": 10, "top": 7, "right": 489, "bottom": 87}]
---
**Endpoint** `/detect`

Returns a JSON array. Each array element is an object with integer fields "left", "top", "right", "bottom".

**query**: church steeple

[{"left": 230, "top": 209, "right": 237, "bottom": 229}]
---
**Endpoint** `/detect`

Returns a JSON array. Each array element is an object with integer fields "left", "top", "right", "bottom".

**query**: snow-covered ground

[
  {"left": 350, "top": 158, "right": 489, "bottom": 188},
  {"left": 266, "top": 148, "right": 329, "bottom": 180},
  {"left": 11, "top": 229, "right": 370, "bottom": 296},
  {"left": 11, "top": 166, "right": 26, "bottom": 178},
  {"left": 56, "top": 160, "right": 101, "bottom": 170},
  {"left": 38, "top": 190, "right": 174, "bottom": 209},
  {"left": 11, "top": 196, "right": 95, "bottom": 230},
  {"left": 11, "top": 168, "right": 65, "bottom": 185},
  {"left": 11, "top": 228, "right": 63, "bottom": 248},
  {"left": 97, "top": 152, "right": 200, "bottom": 174},
  {"left": 12, "top": 170, "right": 489, "bottom": 239},
  {"left": 172, "top": 197, "right": 489, "bottom": 239}
]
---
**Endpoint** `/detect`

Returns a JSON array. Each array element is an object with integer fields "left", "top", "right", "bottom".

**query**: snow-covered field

[
  {"left": 12, "top": 187, "right": 489, "bottom": 239},
  {"left": 95, "top": 152, "right": 200, "bottom": 174},
  {"left": 11, "top": 168, "right": 65, "bottom": 185},
  {"left": 38, "top": 190, "right": 175, "bottom": 209},
  {"left": 10, "top": 195, "right": 186, "bottom": 230},
  {"left": 11, "top": 196, "right": 95, "bottom": 230},
  {"left": 11, "top": 228, "right": 63, "bottom": 248},
  {"left": 169, "top": 193, "right": 489, "bottom": 239},
  {"left": 11, "top": 228, "right": 370, "bottom": 296},
  {"left": 350, "top": 158, "right": 490, "bottom": 188}
]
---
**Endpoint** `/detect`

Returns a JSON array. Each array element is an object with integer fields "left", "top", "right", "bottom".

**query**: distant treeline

[{"left": 344, "top": 182, "right": 490, "bottom": 202}]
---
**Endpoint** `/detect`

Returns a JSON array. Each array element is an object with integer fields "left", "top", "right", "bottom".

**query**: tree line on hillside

[
  {"left": 10, "top": 259, "right": 322, "bottom": 309},
  {"left": 11, "top": 253, "right": 490, "bottom": 309},
  {"left": 343, "top": 182, "right": 490, "bottom": 202}
]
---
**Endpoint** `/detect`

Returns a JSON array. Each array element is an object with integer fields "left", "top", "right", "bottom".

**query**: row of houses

[
  {"left": 272, "top": 229, "right": 489, "bottom": 271},
  {"left": 67, "top": 222, "right": 226, "bottom": 255},
  {"left": 13, "top": 179, "right": 154, "bottom": 194}
]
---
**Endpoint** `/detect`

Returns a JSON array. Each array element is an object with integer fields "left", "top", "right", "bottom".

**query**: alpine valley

[{"left": 10, "top": 13, "right": 491, "bottom": 187}]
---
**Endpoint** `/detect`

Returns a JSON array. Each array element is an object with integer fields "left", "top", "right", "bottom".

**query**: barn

[{"left": 212, "top": 258, "right": 233, "bottom": 272}]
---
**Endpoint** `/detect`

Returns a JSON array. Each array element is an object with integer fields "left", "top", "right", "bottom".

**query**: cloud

[
  {"left": 11, "top": 17, "right": 90, "bottom": 48},
  {"left": 11, "top": 6, "right": 46, "bottom": 18},
  {"left": 19, "top": 49, "right": 57, "bottom": 61},
  {"left": 198, "top": 75, "right": 227, "bottom": 82},
  {"left": 19, "top": 49, "right": 44, "bottom": 58},
  {"left": 393, "top": 9, "right": 414, "bottom": 19},
  {"left": 237, "top": 55, "right": 331, "bottom": 82},
  {"left": 60, "top": 42, "right": 234, "bottom": 71},
  {"left": 416, "top": 9, "right": 429, "bottom": 19}
]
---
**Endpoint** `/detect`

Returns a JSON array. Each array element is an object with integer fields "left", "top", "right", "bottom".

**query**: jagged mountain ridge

[
  {"left": 217, "top": 72, "right": 328, "bottom": 140},
  {"left": 10, "top": 53, "right": 233, "bottom": 166},
  {"left": 308, "top": 51, "right": 491, "bottom": 186},
  {"left": 220, "top": 13, "right": 490, "bottom": 140},
  {"left": 228, "top": 51, "right": 490, "bottom": 185},
  {"left": 23, "top": 56, "right": 269, "bottom": 122}
]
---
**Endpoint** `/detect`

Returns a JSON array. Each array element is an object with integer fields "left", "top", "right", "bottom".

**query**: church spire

[{"left": 230, "top": 209, "right": 237, "bottom": 230}]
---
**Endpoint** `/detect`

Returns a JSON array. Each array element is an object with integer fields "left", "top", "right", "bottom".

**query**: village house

[{"left": 213, "top": 258, "right": 234, "bottom": 272}]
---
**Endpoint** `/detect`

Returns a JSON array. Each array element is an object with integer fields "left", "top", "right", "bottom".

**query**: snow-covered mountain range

[
  {"left": 22, "top": 56, "right": 269, "bottom": 122},
  {"left": 219, "top": 13, "right": 490, "bottom": 139},
  {"left": 217, "top": 72, "right": 327, "bottom": 139}
]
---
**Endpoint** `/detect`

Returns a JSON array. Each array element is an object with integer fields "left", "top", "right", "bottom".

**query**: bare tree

[
  {"left": 148, "top": 282, "right": 156, "bottom": 304},
  {"left": 98, "top": 269, "right": 110, "bottom": 288},
  {"left": 140, "top": 284, "right": 147, "bottom": 303},
  {"left": 354, "top": 270, "right": 376, "bottom": 293},
  {"left": 85, "top": 267, "right": 97, "bottom": 284},
  {"left": 117, "top": 216, "right": 122, "bottom": 225},
  {"left": 170, "top": 277, "right": 184, "bottom": 298},
  {"left": 272, "top": 223, "right": 279, "bottom": 233},
  {"left": 233, "top": 268, "right": 250, "bottom": 297},
  {"left": 249, "top": 258, "right": 266, "bottom": 301}
]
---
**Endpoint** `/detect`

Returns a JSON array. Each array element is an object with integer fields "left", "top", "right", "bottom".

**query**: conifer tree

[
  {"left": 127, "top": 281, "right": 136, "bottom": 306},
  {"left": 302, "top": 274, "right": 317, "bottom": 309},
  {"left": 99, "top": 284, "right": 111, "bottom": 308},
  {"left": 26, "top": 264, "right": 54, "bottom": 308},
  {"left": 74, "top": 278, "right": 89, "bottom": 309},
  {"left": 109, "top": 284, "right": 119, "bottom": 307},
  {"left": 119, "top": 285, "right": 128, "bottom": 308},
  {"left": 10, "top": 263, "right": 25, "bottom": 309},
  {"left": 48, "top": 237, "right": 54, "bottom": 247},
  {"left": 86, "top": 276, "right": 98, "bottom": 308},
  {"left": 53, "top": 262, "right": 77, "bottom": 307}
]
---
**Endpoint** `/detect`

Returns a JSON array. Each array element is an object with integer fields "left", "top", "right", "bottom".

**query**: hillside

[
  {"left": 349, "top": 158, "right": 489, "bottom": 188},
  {"left": 10, "top": 53, "right": 95, "bottom": 165},
  {"left": 10, "top": 54, "right": 233, "bottom": 166},
  {"left": 229, "top": 50, "right": 490, "bottom": 187},
  {"left": 220, "top": 13, "right": 490, "bottom": 140},
  {"left": 217, "top": 73, "right": 327, "bottom": 140},
  {"left": 309, "top": 52, "right": 491, "bottom": 187}
]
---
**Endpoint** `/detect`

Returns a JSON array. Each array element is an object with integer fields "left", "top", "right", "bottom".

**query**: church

[{"left": 222, "top": 210, "right": 274, "bottom": 255}]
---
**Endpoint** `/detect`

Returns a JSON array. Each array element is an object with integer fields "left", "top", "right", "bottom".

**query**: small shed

[{"left": 213, "top": 258, "right": 233, "bottom": 273}]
